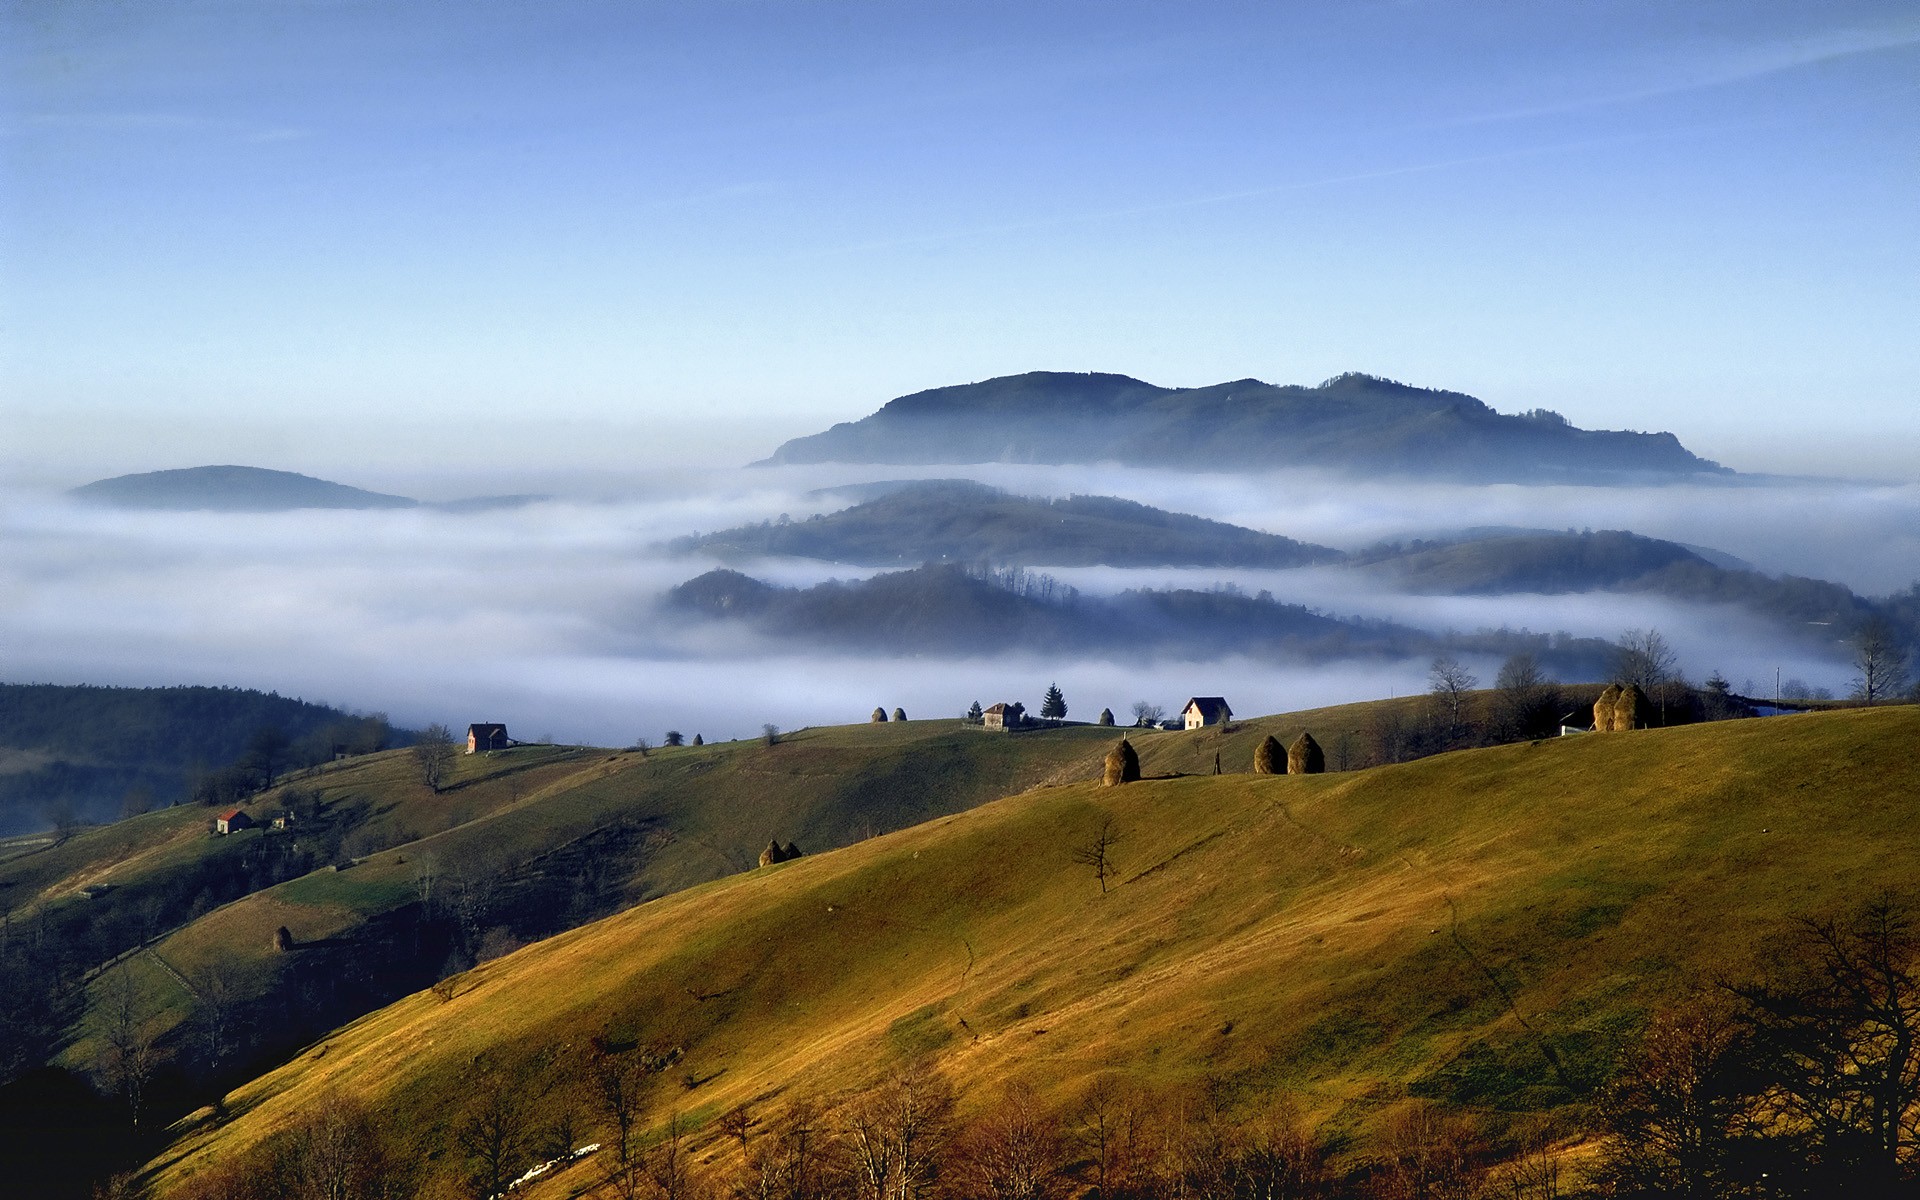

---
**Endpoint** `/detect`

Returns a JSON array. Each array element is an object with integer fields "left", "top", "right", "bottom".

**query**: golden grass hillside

[
  {"left": 150, "top": 705, "right": 1920, "bottom": 1194},
  {"left": 53, "top": 720, "right": 1122, "bottom": 1076}
]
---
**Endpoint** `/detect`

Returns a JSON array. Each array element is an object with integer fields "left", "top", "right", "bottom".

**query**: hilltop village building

[
  {"left": 982, "top": 702, "right": 1027, "bottom": 731},
  {"left": 466, "top": 723, "right": 510, "bottom": 753},
  {"left": 215, "top": 809, "right": 252, "bottom": 835},
  {"left": 1182, "top": 697, "right": 1233, "bottom": 730}
]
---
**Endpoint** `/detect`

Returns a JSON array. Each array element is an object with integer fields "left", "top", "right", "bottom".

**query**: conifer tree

[{"left": 1041, "top": 683, "right": 1067, "bottom": 721}]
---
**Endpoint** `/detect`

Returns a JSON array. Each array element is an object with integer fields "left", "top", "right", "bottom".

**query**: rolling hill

[
  {"left": 663, "top": 562, "right": 1621, "bottom": 675},
  {"left": 2, "top": 718, "right": 1144, "bottom": 1196},
  {"left": 145, "top": 705, "right": 1920, "bottom": 1197},
  {"left": 1357, "top": 529, "right": 1907, "bottom": 647},
  {"left": 67, "top": 466, "right": 546, "bottom": 513},
  {"left": 70, "top": 466, "right": 418, "bottom": 511},
  {"left": 674, "top": 479, "right": 1342, "bottom": 568},
  {"left": 757, "top": 372, "right": 1730, "bottom": 482}
]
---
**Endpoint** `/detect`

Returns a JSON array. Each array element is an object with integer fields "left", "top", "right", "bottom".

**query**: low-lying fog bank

[{"left": 4, "top": 462, "right": 1907, "bottom": 745}]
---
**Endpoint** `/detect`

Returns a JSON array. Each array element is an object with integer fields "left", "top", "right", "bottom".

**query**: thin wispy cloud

[
  {"left": 1445, "top": 20, "right": 1920, "bottom": 126},
  {"left": 7, "top": 109, "right": 313, "bottom": 144}
]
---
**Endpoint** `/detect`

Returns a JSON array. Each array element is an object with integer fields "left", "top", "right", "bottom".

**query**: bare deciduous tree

[
  {"left": 1070, "top": 818, "right": 1125, "bottom": 895},
  {"left": 1850, "top": 617, "right": 1913, "bottom": 704},
  {"left": 840, "top": 1064, "right": 954, "bottom": 1200},
  {"left": 952, "top": 1084, "right": 1067, "bottom": 1200},
  {"left": 1594, "top": 995, "right": 1751, "bottom": 1199},
  {"left": 1427, "top": 654, "right": 1478, "bottom": 737},
  {"left": 99, "top": 964, "right": 162, "bottom": 1131},
  {"left": 413, "top": 722, "right": 458, "bottom": 793},
  {"left": 1727, "top": 895, "right": 1920, "bottom": 1192},
  {"left": 1129, "top": 701, "right": 1164, "bottom": 728},
  {"left": 457, "top": 1073, "right": 531, "bottom": 1200},
  {"left": 1615, "top": 629, "right": 1679, "bottom": 724}
]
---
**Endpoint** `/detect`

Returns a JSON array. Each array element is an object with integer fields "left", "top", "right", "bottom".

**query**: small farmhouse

[
  {"left": 216, "top": 809, "right": 253, "bottom": 835},
  {"left": 982, "top": 701, "right": 1027, "bottom": 731},
  {"left": 466, "top": 723, "right": 510, "bottom": 753},
  {"left": 1181, "top": 697, "right": 1233, "bottom": 730}
]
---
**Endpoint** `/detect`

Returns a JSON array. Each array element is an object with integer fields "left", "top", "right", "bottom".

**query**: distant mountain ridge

[
  {"left": 759, "top": 371, "right": 1730, "bottom": 481},
  {"left": 69, "top": 465, "right": 547, "bottom": 513},
  {"left": 674, "top": 479, "right": 1342, "bottom": 568}
]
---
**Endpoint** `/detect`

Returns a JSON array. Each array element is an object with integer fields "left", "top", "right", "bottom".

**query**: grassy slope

[
  {"left": 150, "top": 705, "right": 1920, "bottom": 1194},
  {"left": 54, "top": 722, "right": 1119, "bottom": 1072}
]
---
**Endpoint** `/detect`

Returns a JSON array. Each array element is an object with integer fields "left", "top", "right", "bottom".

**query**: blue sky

[{"left": 3, "top": 0, "right": 1917, "bottom": 483}]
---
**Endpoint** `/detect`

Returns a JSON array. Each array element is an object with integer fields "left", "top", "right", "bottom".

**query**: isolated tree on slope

[
  {"left": 966, "top": 700, "right": 984, "bottom": 724},
  {"left": 1850, "top": 617, "right": 1912, "bottom": 704},
  {"left": 414, "top": 723, "right": 457, "bottom": 794},
  {"left": 1428, "top": 654, "right": 1477, "bottom": 733}
]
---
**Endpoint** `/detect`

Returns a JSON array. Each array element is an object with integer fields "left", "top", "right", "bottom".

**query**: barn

[{"left": 216, "top": 809, "right": 253, "bottom": 835}]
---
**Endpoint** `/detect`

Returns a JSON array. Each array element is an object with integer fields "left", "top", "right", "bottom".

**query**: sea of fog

[{"left": 3, "top": 465, "right": 1914, "bottom": 745}]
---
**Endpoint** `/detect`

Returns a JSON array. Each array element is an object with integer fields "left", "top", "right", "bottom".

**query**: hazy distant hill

[
  {"left": 665, "top": 563, "right": 1618, "bottom": 673},
  {"left": 70, "top": 465, "right": 416, "bottom": 511},
  {"left": 69, "top": 465, "right": 548, "bottom": 513},
  {"left": 675, "top": 479, "right": 1342, "bottom": 568},
  {"left": 1360, "top": 529, "right": 1892, "bottom": 640},
  {"left": 760, "top": 371, "right": 1730, "bottom": 481}
]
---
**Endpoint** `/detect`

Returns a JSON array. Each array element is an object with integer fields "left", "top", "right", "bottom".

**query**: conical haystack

[
  {"left": 758, "top": 840, "right": 785, "bottom": 867},
  {"left": 1097, "top": 708, "right": 1115, "bottom": 727},
  {"left": 1594, "top": 684, "right": 1623, "bottom": 731},
  {"left": 1104, "top": 738, "right": 1141, "bottom": 786},
  {"left": 892, "top": 708, "right": 907, "bottom": 722},
  {"left": 870, "top": 707, "right": 888, "bottom": 723},
  {"left": 781, "top": 841, "right": 802, "bottom": 861},
  {"left": 1253, "top": 734, "right": 1284, "bottom": 775},
  {"left": 1612, "top": 684, "right": 1645, "bottom": 731},
  {"left": 1288, "top": 732, "right": 1325, "bottom": 775}
]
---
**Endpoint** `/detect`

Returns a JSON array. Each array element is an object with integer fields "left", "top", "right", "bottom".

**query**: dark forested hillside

[
  {"left": 0, "top": 684, "right": 396, "bottom": 835},
  {"left": 663, "top": 563, "right": 1620, "bottom": 675},
  {"left": 675, "top": 479, "right": 1341, "bottom": 567},
  {"left": 759, "top": 371, "right": 1729, "bottom": 481}
]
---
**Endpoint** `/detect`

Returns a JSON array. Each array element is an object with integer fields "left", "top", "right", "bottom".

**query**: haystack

[
  {"left": 1593, "top": 684, "right": 1623, "bottom": 731},
  {"left": 758, "top": 840, "right": 788, "bottom": 868},
  {"left": 871, "top": 707, "right": 888, "bottom": 723},
  {"left": 1104, "top": 738, "right": 1141, "bottom": 786},
  {"left": 892, "top": 708, "right": 907, "bottom": 722},
  {"left": 1288, "top": 732, "right": 1325, "bottom": 775},
  {"left": 1612, "top": 684, "right": 1645, "bottom": 731},
  {"left": 273, "top": 926, "right": 294, "bottom": 953},
  {"left": 1253, "top": 734, "right": 1284, "bottom": 775},
  {"left": 781, "top": 841, "right": 802, "bottom": 860},
  {"left": 1097, "top": 708, "right": 1115, "bottom": 727}
]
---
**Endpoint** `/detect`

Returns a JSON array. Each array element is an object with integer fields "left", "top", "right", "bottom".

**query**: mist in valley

[{"left": 5, "top": 456, "right": 1911, "bottom": 750}]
